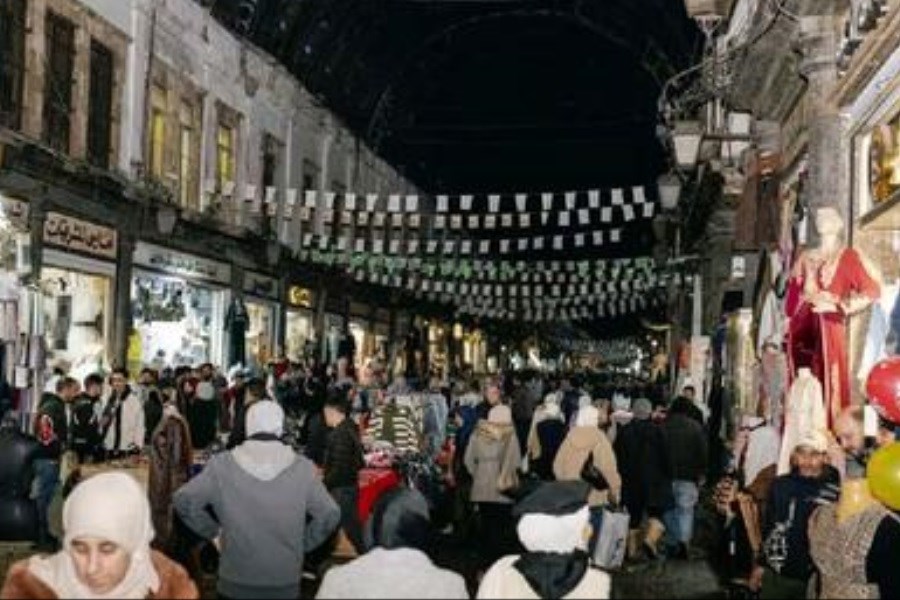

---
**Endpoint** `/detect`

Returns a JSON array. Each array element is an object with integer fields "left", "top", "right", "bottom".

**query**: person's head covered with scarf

[{"left": 477, "top": 481, "right": 611, "bottom": 599}]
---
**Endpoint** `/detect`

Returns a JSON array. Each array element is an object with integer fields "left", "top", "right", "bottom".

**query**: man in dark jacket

[
  {"left": 614, "top": 398, "right": 673, "bottom": 559},
  {"left": 0, "top": 412, "right": 40, "bottom": 542},
  {"left": 34, "top": 376, "right": 79, "bottom": 549},
  {"left": 70, "top": 373, "right": 103, "bottom": 463},
  {"left": 323, "top": 391, "right": 365, "bottom": 553},
  {"left": 749, "top": 434, "right": 839, "bottom": 598},
  {"left": 662, "top": 396, "right": 708, "bottom": 558}
]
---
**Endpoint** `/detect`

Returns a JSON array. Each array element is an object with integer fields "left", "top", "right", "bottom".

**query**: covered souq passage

[{"left": 3, "top": 0, "right": 900, "bottom": 599}]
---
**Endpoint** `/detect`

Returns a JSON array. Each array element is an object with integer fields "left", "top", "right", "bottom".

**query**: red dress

[{"left": 787, "top": 248, "right": 880, "bottom": 429}]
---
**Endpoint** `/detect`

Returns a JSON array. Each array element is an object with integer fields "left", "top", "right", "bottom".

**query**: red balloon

[{"left": 866, "top": 357, "right": 900, "bottom": 424}]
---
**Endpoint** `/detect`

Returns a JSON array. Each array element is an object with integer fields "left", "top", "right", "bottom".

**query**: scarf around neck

[
  {"left": 29, "top": 547, "right": 159, "bottom": 600},
  {"left": 513, "top": 551, "right": 589, "bottom": 599}
]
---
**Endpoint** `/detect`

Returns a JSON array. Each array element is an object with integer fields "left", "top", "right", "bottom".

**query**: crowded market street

[{"left": 2, "top": 0, "right": 900, "bottom": 599}]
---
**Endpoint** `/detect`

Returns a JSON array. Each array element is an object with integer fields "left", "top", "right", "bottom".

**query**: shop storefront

[
  {"left": 41, "top": 212, "right": 117, "bottom": 382},
  {"left": 0, "top": 195, "right": 28, "bottom": 396},
  {"left": 845, "top": 46, "right": 900, "bottom": 400},
  {"left": 285, "top": 284, "right": 315, "bottom": 361},
  {"left": 131, "top": 242, "right": 231, "bottom": 370},
  {"left": 243, "top": 271, "right": 279, "bottom": 369}
]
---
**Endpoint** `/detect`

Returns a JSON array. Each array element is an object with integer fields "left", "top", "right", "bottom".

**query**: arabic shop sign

[
  {"left": 244, "top": 271, "right": 279, "bottom": 301},
  {"left": 43, "top": 212, "right": 117, "bottom": 260},
  {"left": 133, "top": 242, "right": 231, "bottom": 285}
]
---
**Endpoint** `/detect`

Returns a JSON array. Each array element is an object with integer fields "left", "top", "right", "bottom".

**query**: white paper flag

[
  {"left": 366, "top": 194, "right": 378, "bottom": 211},
  {"left": 373, "top": 239, "right": 384, "bottom": 254},
  {"left": 612, "top": 189, "right": 625, "bottom": 205},
  {"left": 437, "top": 195, "right": 449, "bottom": 213},
  {"left": 489, "top": 194, "right": 501, "bottom": 213},
  {"left": 643, "top": 203, "right": 655, "bottom": 218},
  {"left": 408, "top": 240, "right": 419, "bottom": 254},
  {"left": 575, "top": 233, "right": 585, "bottom": 247},
  {"left": 588, "top": 190, "right": 600, "bottom": 209},
  {"left": 516, "top": 194, "right": 528, "bottom": 212},
  {"left": 632, "top": 186, "right": 646, "bottom": 204},
  {"left": 461, "top": 195, "right": 473, "bottom": 211},
  {"left": 355, "top": 239, "right": 365, "bottom": 252},
  {"left": 541, "top": 212, "right": 550, "bottom": 225},
  {"left": 468, "top": 215, "right": 480, "bottom": 229},
  {"left": 451, "top": 215, "right": 462, "bottom": 229},
  {"left": 554, "top": 236, "right": 563, "bottom": 250},
  {"left": 285, "top": 189, "right": 297, "bottom": 219},
  {"left": 518, "top": 238, "right": 528, "bottom": 251},
  {"left": 623, "top": 204, "right": 635, "bottom": 222},
  {"left": 406, "top": 195, "right": 419, "bottom": 212},
  {"left": 520, "top": 214, "right": 531, "bottom": 228},
  {"left": 427, "top": 240, "right": 438, "bottom": 253},
  {"left": 324, "top": 191, "right": 335, "bottom": 211},
  {"left": 576, "top": 209, "right": 589, "bottom": 226},
  {"left": 533, "top": 237, "right": 544, "bottom": 250},
  {"left": 344, "top": 193, "right": 357, "bottom": 211},
  {"left": 500, "top": 240, "right": 510, "bottom": 254},
  {"left": 461, "top": 240, "right": 472, "bottom": 254},
  {"left": 502, "top": 214, "right": 513, "bottom": 228},
  {"left": 356, "top": 212, "right": 369, "bottom": 226},
  {"left": 387, "top": 194, "right": 401, "bottom": 212},
  {"left": 302, "top": 233, "right": 313, "bottom": 247},
  {"left": 444, "top": 240, "right": 455, "bottom": 254},
  {"left": 373, "top": 213, "right": 386, "bottom": 228},
  {"left": 304, "top": 190, "right": 317, "bottom": 208},
  {"left": 565, "top": 192, "right": 576, "bottom": 210},
  {"left": 485, "top": 215, "right": 497, "bottom": 229},
  {"left": 611, "top": 229, "right": 622, "bottom": 243},
  {"left": 435, "top": 215, "right": 447, "bottom": 229},
  {"left": 542, "top": 193, "right": 553, "bottom": 211},
  {"left": 601, "top": 207, "right": 613, "bottom": 223}
]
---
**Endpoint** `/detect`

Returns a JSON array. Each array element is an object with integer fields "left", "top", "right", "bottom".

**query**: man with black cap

[{"left": 477, "top": 481, "right": 611, "bottom": 599}]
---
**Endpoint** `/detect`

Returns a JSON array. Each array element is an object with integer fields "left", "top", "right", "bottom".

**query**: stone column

[
  {"left": 797, "top": 15, "right": 848, "bottom": 242},
  {"left": 27, "top": 198, "right": 46, "bottom": 285},
  {"left": 111, "top": 233, "right": 135, "bottom": 369}
]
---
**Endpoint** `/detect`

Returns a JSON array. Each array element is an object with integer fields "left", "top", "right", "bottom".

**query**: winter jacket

[
  {"left": 0, "top": 427, "right": 40, "bottom": 542},
  {"left": 554, "top": 426, "right": 621, "bottom": 507},
  {"left": 531, "top": 419, "right": 567, "bottom": 481},
  {"left": 174, "top": 443, "right": 340, "bottom": 599},
  {"left": 69, "top": 394, "right": 101, "bottom": 456},
  {"left": 149, "top": 409, "right": 193, "bottom": 552},
  {"left": 464, "top": 420, "right": 521, "bottom": 505},
  {"left": 101, "top": 387, "right": 145, "bottom": 453},
  {"left": 614, "top": 419, "right": 673, "bottom": 513},
  {"left": 663, "top": 414, "right": 708, "bottom": 482},
  {"left": 323, "top": 419, "right": 364, "bottom": 490},
  {"left": 0, "top": 550, "right": 198, "bottom": 599},
  {"left": 35, "top": 394, "right": 67, "bottom": 461}
]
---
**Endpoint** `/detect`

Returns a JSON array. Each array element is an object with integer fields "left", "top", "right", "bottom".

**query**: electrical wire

[{"left": 769, "top": 0, "right": 800, "bottom": 22}]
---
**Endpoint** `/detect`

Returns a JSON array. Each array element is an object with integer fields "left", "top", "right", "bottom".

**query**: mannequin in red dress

[{"left": 788, "top": 208, "right": 881, "bottom": 429}]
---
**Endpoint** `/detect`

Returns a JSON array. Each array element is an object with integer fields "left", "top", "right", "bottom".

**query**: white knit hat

[{"left": 246, "top": 400, "right": 285, "bottom": 437}]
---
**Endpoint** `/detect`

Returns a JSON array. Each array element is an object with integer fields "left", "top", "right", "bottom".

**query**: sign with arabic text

[
  {"left": 43, "top": 212, "right": 117, "bottom": 259},
  {"left": 133, "top": 242, "right": 231, "bottom": 285},
  {"left": 287, "top": 285, "right": 313, "bottom": 308}
]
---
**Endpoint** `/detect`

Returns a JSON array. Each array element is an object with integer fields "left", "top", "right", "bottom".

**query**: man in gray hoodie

[{"left": 174, "top": 400, "right": 340, "bottom": 599}]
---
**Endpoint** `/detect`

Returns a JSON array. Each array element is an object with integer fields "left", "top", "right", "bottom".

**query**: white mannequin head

[{"left": 815, "top": 208, "right": 844, "bottom": 239}]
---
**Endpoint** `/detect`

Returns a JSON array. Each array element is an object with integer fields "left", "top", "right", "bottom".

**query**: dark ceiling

[{"left": 207, "top": 0, "right": 702, "bottom": 194}]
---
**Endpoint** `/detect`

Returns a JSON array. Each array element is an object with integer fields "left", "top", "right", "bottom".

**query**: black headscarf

[{"left": 513, "top": 550, "right": 590, "bottom": 599}]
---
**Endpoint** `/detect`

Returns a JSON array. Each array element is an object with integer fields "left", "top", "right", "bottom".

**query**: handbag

[
  {"left": 592, "top": 507, "right": 630, "bottom": 570},
  {"left": 581, "top": 448, "right": 609, "bottom": 491},
  {"left": 497, "top": 436, "right": 520, "bottom": 495}
]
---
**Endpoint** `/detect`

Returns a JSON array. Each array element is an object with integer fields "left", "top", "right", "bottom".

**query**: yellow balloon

[{"left": 868, "top": 442, "right": 900, "bottom": 511}]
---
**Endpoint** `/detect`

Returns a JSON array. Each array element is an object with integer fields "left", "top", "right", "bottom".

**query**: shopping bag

[{"left": 592, "top": 508, "right": 630, "bottom": 570}]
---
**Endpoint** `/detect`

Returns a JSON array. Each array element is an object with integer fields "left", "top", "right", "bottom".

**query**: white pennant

[
  {"left": 518, "top": 238, "right": 529, "bottom": 251},
  {"left": 285, "top": 189, "right": 297, "bottom": 219},
  {"left": 601, "top": 207, "right": 613, "bottom": 223},
  {"left": 612, "top": 189, "right": 625, "bottom": 205},
  {"left": 451, "top": 215, "right": 462, "bottom": 229},
  {"left": 489, "top": 194, "right": 501, "bottom": 213},
  {"left": 444, "top": 240, "right": 456, "bottom": 254},
  {"left": 461, "top": 240, "right": 472, "bottom": 254},
  {"left": 435, "top": 215, "right": 447, "bottom": 229},
  {"left": 502, "top": 214, "right": 513, "bottom": 228},
  {"left": 623, "top": 204, "right": 635, "bottom": 222},
  {"left": 575, "top": 233, "right": 585, "bottom": 247},
  {"left": 542, "top": 193, "right": 553, "bottom": 211},
  {"left": 541, "top": 212, "right": 550, "bottom": 225},
  {"left": 355, "top": 239, "right": 365, "bottom": 252},
  {"left": 304, "top": 190, "right": 317, "bottom": 208},
  {"left": 373, "top": 239, "right": 384, "bottom": 254},
  {"left": 643, "top": 203, "right": 655, "bottom": 218},
  {"left": 461, "top": 195, "right": 474, "bottom": 211},
  {"left": 408, "top": 240, "right": 419, "bottom": 254},
  {"left": 500, "top": 239, "right": 510, "bottom": 254},
  {"left": 469, "top": 215, "right": 480, "bottom": 229},
  {"left": 366, "top": 193, "right": 378, "bottom": 211},
  {"left": 565, "top": 191, "right": 576, "bottom": 210},
  {"left": 344, "top": 193, "right": 357, "bottom": 211},
  {"left": 516, "top": 194, "right": 528, "bottom": 212},
  {"left": 588, "top": 190, "right": 600, "bottom": 209},
  {"left": 437, "top": 195, "right": 449, "bottom": 213},
  {"left": 324, "top": 191, "right": 335, "bottom": 211},
  {"left": 611, "top": 229, "right": 622, "bottom": 243},
  {"left": 520, "top": 214, "right": 531, "bottom": 228},
  {"left": 632, "top": 186, "right": 646, "bottom": 204},
  {"left": 578, "top": 208, "right": 590, "bottom": 225},
  {"left": 406, "top": 195, "right": 419, "bottom": 212},
  {"left": 427, "top": 240, "right": 438, "bottom": 253},
  {"left": 387, "top": 194, "right": 401, "bottom": 212},
  {"left": 554, "top": 236, "right": 563, "bottom": 250},
  {"left": 485, "top": 215, "right": 497, "bottom": 229},
  {"left": 558, "top": 212, "right": 570, "bottom": 227}
]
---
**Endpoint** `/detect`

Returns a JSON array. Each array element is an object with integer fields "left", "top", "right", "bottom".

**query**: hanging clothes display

[
  {"left": 788, "top": 248, "right": 881, "bottom": 428},
  {"left": 777, "top": 368, "right": 827, "bottom": 475},
  {"left": 366, "top": 401, "right": 420, "bottom": 454}
]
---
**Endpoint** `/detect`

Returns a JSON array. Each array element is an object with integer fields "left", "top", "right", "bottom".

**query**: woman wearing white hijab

[{"left": 1, "top": 472, "right": 197, "bottom": 599}]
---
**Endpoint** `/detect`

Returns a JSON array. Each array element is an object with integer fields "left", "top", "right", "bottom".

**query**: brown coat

[
  {"left": 0, "top": 550, "right": 199, "bottom": 599},
  {"left": 148, "top": 412, "right": 193, "bottom": 552},
  {"left": 554, "top": 426, "right": 621, "bottom": 507},
  {"left": 464, "top": 421, "right": 521, "bottom": 505}
]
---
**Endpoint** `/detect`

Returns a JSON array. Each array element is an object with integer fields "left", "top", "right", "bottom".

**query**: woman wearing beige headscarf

[{"left": 1, "top": 472, "right": 197, "bottom": 599}]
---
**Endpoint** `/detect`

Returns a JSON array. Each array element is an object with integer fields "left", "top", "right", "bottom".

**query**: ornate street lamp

[
  {"left": 657, "top": 172, "right": 683, "bottom": 211},
  {"left": 672, "top": 120, "right": 703, "bottom": 170}
]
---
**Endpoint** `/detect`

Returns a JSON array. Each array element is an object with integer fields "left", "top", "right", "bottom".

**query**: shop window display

[
  {"left": 132, "top": 275, "right": 224, "bottom": 368},
  {"left": 246, "top": 302, "right": 273, "bottom": 369},
  {"left": 42, "top": 267, "right": 110, "bottom": 382},
  {"left": 285, "top": 310, "right": 313, "bottom": 361}
]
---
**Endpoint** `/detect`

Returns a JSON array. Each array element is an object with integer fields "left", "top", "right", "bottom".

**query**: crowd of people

[{"left": 0, "top": 354, "right": 898, "bottom": 599}]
